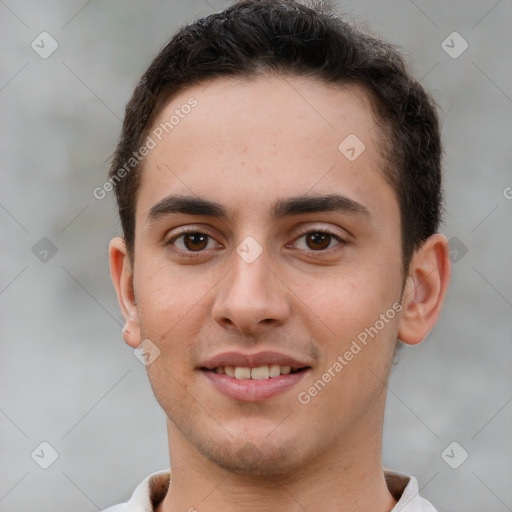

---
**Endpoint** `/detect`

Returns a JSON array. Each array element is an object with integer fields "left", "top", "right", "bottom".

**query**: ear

[
  {"left": 109, "top": 237, "right": 142, "bottom": 348},
  {"left": 398, "top": 233, "right": 451, "bottom": 345}
]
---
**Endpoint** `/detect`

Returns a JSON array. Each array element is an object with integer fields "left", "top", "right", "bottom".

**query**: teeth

[
  {"left": 268, "top": 364, "right": 281, "bottom": 377},
  {"left": 234, "top": 367, "right": 251, "bottom": 379},
  {"left": 213, "top": 364, "right": 299, "bottom": 379},
  {"left": 250, "top": 365, "right": 269, "bottom": 380}
]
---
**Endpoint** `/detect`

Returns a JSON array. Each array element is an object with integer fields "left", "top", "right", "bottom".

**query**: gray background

[{"left": 1, "top": 0, "right": 511, "bottom": 511}]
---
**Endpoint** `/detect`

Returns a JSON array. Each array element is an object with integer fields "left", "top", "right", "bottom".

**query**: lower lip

[{"left": 202, "top": 369, "right": 309, "bottom": 402}]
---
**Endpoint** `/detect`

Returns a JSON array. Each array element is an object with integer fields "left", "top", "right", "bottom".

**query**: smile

[{"left": 201, "top": 365, "right": 310, "bottom": 401}]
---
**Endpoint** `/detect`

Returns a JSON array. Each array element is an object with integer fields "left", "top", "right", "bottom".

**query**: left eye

[{"left": 294, "top": 231, "right": 343, "bottom": 251}]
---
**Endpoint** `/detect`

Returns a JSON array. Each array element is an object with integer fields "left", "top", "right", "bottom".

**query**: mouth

[{"left": 198, "top": 351, "right": 312, "bottom": 401}]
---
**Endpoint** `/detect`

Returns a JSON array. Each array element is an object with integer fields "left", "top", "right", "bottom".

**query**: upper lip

[{"left": 200, "top": 350, "right": 312, "bottom": 370}]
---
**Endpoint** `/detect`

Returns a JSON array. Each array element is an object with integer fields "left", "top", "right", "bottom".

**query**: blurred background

[{"left": 1, "top": 0, "right": 511, "bottom": 511}]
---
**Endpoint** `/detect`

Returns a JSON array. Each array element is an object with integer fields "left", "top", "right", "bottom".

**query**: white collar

[{"left": 103, "top": 468, "right": 437, "bottom": 512}]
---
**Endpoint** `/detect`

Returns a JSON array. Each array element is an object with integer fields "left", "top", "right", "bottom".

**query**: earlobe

[
  {"left": 397, "top": 234, "right": 451, "bottom": 346},
  {"left": 109, "top": 237, "right": 142, "bottom": 348}
]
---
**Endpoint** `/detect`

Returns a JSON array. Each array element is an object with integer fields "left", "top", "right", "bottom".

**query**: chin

[
  {"left": 182, "top": 423, "right": 308, "bottom": 476},
  {"left": 202, "top": 441, "right": 305, "bottom": 476}
]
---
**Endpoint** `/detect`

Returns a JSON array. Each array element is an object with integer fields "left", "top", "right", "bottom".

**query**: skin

[{"left": 110, "top": 74, "right": 451, "bottom": 512}]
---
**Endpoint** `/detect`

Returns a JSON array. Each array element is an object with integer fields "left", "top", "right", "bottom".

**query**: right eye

[{"left": 165, "top": 230, "right": 223, "bottom": 257}]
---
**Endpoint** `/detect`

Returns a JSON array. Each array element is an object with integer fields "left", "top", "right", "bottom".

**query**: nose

[{"left": 211, "top": 247, "right": 292, "bottom": 335}]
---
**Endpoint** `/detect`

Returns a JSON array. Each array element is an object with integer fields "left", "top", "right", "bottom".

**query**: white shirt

[{"left": 102, "top": 468, "right": 437, "bottom": 512}]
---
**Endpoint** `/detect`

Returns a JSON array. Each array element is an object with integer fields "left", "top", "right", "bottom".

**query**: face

[{"left": 117, "top": 75, "right": 408, "bottom": 474}]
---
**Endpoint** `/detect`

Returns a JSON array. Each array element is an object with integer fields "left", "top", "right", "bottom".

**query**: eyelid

[
  {"left": 292, "top": 224, "right": 350, "bottom": 243},
  {"left": 165, "top": 226, "right": 218, "bottom": 242},
  {"left": 290, "top": 226, "right": 348, "bottom": 253}
]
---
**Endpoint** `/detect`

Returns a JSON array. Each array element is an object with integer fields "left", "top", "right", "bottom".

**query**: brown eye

[
  {"left": 305, "top": 232, "right": 332, "bottom": 250},
  {"left": 167, "top": 231, "right": 217, "bottom": 254},
  {"left": 292, "top": 229, "right": 345, "bottom": 253},
  {"left": 181, "top": 232, "right": 209, "bottom": 251}
]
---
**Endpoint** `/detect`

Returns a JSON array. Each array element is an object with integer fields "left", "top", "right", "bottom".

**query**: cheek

[
  {"left": 136, "top": 270, "right": 207, "bottom": 409},
  {"left": 135, "top": 258, "right": 210, "bottom": 328},
  {"left": 298, "top": 263, "right": 399, "bottom": 331},
  {"left": 133, "top": 268, "right": 213, "bottom": 390},
  {"left": 299, "top": 314, "right": 398, "bottom": 428},
  {"left": 297, "top": 265, "right": 400, "bottom": 384}
]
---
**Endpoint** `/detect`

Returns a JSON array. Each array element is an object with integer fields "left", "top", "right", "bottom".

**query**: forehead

[{"left": 136, "top": 74, "right": 394, "bottom": 224}]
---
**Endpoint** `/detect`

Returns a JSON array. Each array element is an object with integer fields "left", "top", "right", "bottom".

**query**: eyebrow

[{"left": 146, "top": 193, "right": 372, "bottom": 223}]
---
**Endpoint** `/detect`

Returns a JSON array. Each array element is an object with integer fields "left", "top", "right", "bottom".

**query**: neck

[{"left": 157, "top": 408, "right": 397, "bottom": 512}]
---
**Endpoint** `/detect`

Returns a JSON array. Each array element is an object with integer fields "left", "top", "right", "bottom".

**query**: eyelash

[{"left": 165, "top": 228, "right": 347, "bottom": 259}]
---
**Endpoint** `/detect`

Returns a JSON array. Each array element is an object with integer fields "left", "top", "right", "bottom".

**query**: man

[{"left": 105, "top": 0, "right": 450, "bottom": 510}]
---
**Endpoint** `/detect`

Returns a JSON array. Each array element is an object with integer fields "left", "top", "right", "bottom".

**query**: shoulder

[
  {"left": 102, "top": 469, "right": 171, "bottom": 512},
  {"left": 385, "top": 469, "right": 438, "bottom": 512}
]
